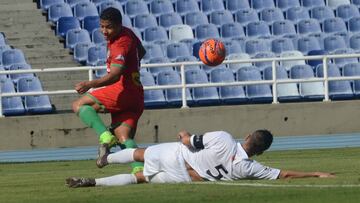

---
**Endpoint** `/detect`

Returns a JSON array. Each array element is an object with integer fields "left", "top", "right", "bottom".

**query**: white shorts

[{"left": 143, "top": 142, "right": 191, "bottom": 183}]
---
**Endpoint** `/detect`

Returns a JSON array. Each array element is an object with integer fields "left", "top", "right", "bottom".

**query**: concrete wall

[{"left": 1, "top": 100, "right": 360, "bottom": 151}]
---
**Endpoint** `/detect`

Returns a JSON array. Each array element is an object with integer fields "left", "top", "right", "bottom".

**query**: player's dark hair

[
  {"left": 100, "top": 7, "right": 122, "bottom": 25},
  {"left": 250, "top": 129, "right": 273, "bottom": 154}
]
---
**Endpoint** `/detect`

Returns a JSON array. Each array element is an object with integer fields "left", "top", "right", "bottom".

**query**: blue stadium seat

[
  {"left": 40, "top": 0, "right": 64, "bottom": 11},
  {"left": 200, "top": 0, "right": 225, "bottom": 14},
  {"left": 251, "top": 0, "right": 275, "bottom": 11},
  {"left": 2, "top": 49, "right": 27, "bottom": 70},
  {"left": 73, "top": 2, "right": 98, "bottom": 21},
  {"left": 66, "top": 29, "right": 91, "bottom": 50},
  {"left": 66, "top": 0, "right": 90, "bottom": 8},
  {"left": 0, "top": 33, "right": 5, "bottom": 46},
  {"left": 297, "top": 36, "right": 321, "bottom": 55},
  {"left": 94, "top": 67, "right": 107, "bottom": 78},
  {"left": 290, "top": 64, "right": 324, "bottom": 100},
  {"left": 73, "top": 42, "right": 94, "bottom": 63},
  {"left": 245, "top": 39, "right": 271, "bottom": 56},
  {"left": 0, "top": 66, "right": 6, "bottom": 80},
  {"left": 0, "top": 78, "right": 25, "bottom": 116},
  {"left": 192, "top": 41, "right": 202, "bottom": 59},
  {"left": 280, "top": 50, "right": 306, "bottom": 71},
  {"left": 25, "top": 95, "right": 53, "bottom": 114},
  {"left": 343, "top": 63, "right": 360, "bottom": 97},
  {"left": 307, "top": 49, "right": 327, "bottom": 67},
  {"left": 157, "top": 70, "right": 193, "bottom": 106},
  {"left": 276, "top": 0, "right": 301, "bottom": 11},
  {"left": 195, "top": 23, "right": 220, "bottom": 40},
  {"left": 307, "top": 32, "right": 327, "bottom": 49},
  {"left": 179, "top": 39, "right": 200, "bottom": 55},
  {"left": 349, "top": 16, "right": 360, "bottom": 32},
  {"left": 324, "top": 35, "right": 347, "bottom": 52},
  {"left": 144, "top": 26, "right": 168, "bottom": 42},
  {"left": 222, "top": 39, "right": 242, "bottom": 56},
  {"left": 142, "top": 44, "right": 164, "bottom": 63},
  {"left": 9, "top": 63, "right": 34, "bottom": 84},
  {"left": 125, "top": 0, "right": 149, "bottom": 19},
  {"left": 286, "top": 6, "right": 310, "bottom": 23},
  {"left": 175, "top": 0, "right": 200, "bottom": 16},
  {"left": 301, "top": 0, "right": 325, "bottom": 8},
  {"left": 48, "top": 3, "right": 73, "bottom": 24},
  {"left": 271, "top": 38, "right": 295, "bottom": 55},
  {"left": 140, "top": 71, "right": 167, "bottom": 108},
  {"left": 253, "top": 51, "right": 276, "bottom": 71},
  {"left": 202, "top": 63, "right": 227, "bottom": 75},
  {"left": 231, "top": 36, "right": 247, "bottom": 52},
  {"left": 235, "top": 8, "right": 259, "bottom": 26},
  {"left": 327, "top": 0, "right": 350, "bottom": 9},
  {"left": 82, "top": 16, "right": 100, "bottom": 34},
  {"left": 86, "top": 44, "right": 107, "bottom": 66},
  {"left": 209, "top": 10, "right": 234, "bottom": 28},
  {"left": 331, "top": 48, "right": 358, "bottom": 67},
  {"left": 297, "top": 18, "right": 321, "bottom": 34},
  {"left": 98, "top": 1, "right": 124, "bottom": 14},
  {"left": 152, "top": 39, "right": 170, "bottom": 54},
  {"left": 169, "top": 25, "right": 194, "bottom": 41},
  {"left": 175, "top": 55, "right": 201, "bottom": 71},
  {"left": 246, "top": 21, "right": 271, "bottom": 38},
  {"left": 122, "top": 15, "right": 132, "bottom": 28},
  {"left": 209, "top": 67, "right": 247, "bottom": 104},
  {"left": 166, "top": 42, "right": 191, "bottom": 61},
  {"left": 184, "top": 11, "right": 209, "bottom": 29},
  {"left": 323, "top": 17, "right": 347, "bottom": 33},
  {"left": 221, "top": 22, "right": 244, "bottom": 39},
  {"left": 237, "top": 66, "right": 273, "bottom": 103},
  {"left": 350, "top": 33, "right": 360, "bottom": 51},
  {"left": 353, "top": 0, "right": 360, "bottom": 7},
  {"left": 134, "top": 14, "right": 158, "bottom": 32},
  {"left": 0, "top": 45, "right": 11, "bottom": 55},
  {"left": 159, "top": 13, "right": 183, "bottom": 30},
  {"left": 56, "top": 17, "right": 81, "bottom": 38},
  {"left": 316, "top": 63, "right": 353, "bottom": 100},
  {"left": 17, "top": 77, "right": 43, "bottom": 92},
  {"left": 263, "top": 66, "right": 302, "bottom": 102},
  {"left": 225, "top": 0, "right": 250, "bottom": 14},
  {"left": 148, "top": 57, "right": 174, "bottom": 76},
  {"left": 185, "top": 69, "right": 220, "bottom": 105},
  {"left": 226, "top": 53, "right": 252, "bottom": 72},
  {"left": 150, "top": 0, "right": 174, "bottom": 17},
  {"left": 260, "top": 8, "right": 284, "bottom": 25},
  {"left": 91, "top": 28, "right": 106, "bottom": 44},
  {"left": 310, "top": 6, "right": 335, "bottom": 23},
  {"left": 271, "top": 20, "right": 296, "bottom": 36},
  {"left": 336, "top": 4, "right": 360, "bottom": 22}
]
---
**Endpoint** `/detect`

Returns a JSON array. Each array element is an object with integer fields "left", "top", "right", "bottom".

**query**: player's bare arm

[{"left": 278, "top": 170, "right": 336, "bottom": 179}]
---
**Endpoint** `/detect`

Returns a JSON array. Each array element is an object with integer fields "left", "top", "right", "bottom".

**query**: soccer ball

[{"left": 198, "top": 38, "right": 226, "bottom": 66}]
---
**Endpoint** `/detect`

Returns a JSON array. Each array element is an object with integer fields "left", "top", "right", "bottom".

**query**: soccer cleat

[
  {"left": 99, "top": 131, "right": 117, "bottom": 147},
  {"left": 66, "top": 177, "right": 96, "bottom": 188},
  {"left": 131, "top": 166, "right": 144, "bottom": 174},
  {"left": 96, "top": 143, "right": 110, "bottom": 168}
]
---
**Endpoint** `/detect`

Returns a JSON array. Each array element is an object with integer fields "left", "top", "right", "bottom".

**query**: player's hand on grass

[
  {"left": 178, "top": 130, "right": 191, "bottom": 147},
  {"left": 75, "top": 81, "right": 91, "bottom": 94}
]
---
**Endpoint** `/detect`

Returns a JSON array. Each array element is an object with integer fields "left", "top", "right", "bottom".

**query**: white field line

[{"left": 192, "top": 181, "right": 360, "bottom": 188}]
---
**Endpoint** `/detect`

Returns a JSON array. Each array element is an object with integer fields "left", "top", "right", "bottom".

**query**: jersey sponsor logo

[{"left": 115, "top": 54, "right": 125, "bottom": 61}]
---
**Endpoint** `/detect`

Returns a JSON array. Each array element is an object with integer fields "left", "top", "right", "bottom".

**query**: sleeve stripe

[{"left": 111, "top": 63, "right": 127, "bottom": 69}]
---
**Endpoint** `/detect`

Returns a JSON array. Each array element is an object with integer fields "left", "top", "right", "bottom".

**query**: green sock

[
  {"left": 124, "top": 139, "right": 144, "bottom": 171},
  {"left": 78, "top": 105, "right": 107, "bottom": 136}
]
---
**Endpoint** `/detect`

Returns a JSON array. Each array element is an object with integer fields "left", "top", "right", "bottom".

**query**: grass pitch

[{"left": 1, "top": 147, "right": 360, "bottom": 203}]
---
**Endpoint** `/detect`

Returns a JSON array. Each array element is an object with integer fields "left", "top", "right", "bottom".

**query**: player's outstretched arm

[{"left": 278, "top": 170, "right": 335, "bottom": 179}]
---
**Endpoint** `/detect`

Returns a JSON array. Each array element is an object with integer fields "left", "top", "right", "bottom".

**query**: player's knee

[
  {"left": 133, "top": 148, "right": 145, "bottom": 162},
  {"left": 72, "top": 101, "right": 80, "bottom": 114}
]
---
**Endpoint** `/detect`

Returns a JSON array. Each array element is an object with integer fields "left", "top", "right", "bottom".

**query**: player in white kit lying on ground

[{"left": 66, "top": 130, "right": 335, "bottom": 187}]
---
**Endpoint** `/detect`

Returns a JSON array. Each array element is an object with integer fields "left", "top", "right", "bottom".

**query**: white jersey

[{"left": 181, "top": 131, "right": 280, "bottom": 181}]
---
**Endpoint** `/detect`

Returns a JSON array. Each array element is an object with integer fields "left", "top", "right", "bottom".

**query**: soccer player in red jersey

[{"left": 72, "top": 8, "right": 146, "bottom": 173}]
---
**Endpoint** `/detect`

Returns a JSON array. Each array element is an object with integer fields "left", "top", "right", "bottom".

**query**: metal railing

[{"left": 1, "top": 53, "right": 360, "bottom": 116}]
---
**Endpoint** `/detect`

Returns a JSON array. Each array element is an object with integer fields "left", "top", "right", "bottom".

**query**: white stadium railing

[{"left": 1, "top": 53, "right": 360, "bottom": 116}]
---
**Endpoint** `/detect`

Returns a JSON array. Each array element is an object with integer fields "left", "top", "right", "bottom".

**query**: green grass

[{"left": 1, "top": 147, "right": 360, "bottom": 203}]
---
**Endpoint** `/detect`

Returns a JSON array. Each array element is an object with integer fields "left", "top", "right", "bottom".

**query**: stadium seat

[
  {"left": 271, "top": 38, "right": 295, "bottom": 55},
  {"left": 349, "top": 16, "right": 360, "bottom": 32},
  {"left": 323, "top": 17, "right": 347, "bottom": 33},
  {"left": 246, "top": 21, "right": 271, "bottom": 38},
  {"left": 343, "top": 63, "right": 360, "bottom": 96},
  {"left": 253, "top": 51, "right": 277, "bottom": 71},
  {"left": 134, "top": 14, "right": 158, "bottom": 32},
  {"left": 152, "top": 39, "right": 170, "bottom": 54},
  {"left": 222, "top": 39, "right": 242, "bottom": 56},
  {"left": 237, "top": 66, "right": 273, "bottom": 103},
  {"left": 159, "top": 13, "right": 183, "bottom": 30},
  {"left": 280, "top": 50, "right": 306, "bottom": 71},
  {"left": 250, "top": 0, "right": 275, "bottom": 11},
  {"left": 0, "top": 78, "right": 25, "bottom": 116},
  {"left": 310, "top": 6, "right": 335, "bottom": 23},
  {"left": 166, "top": 42, "right": 191, "bottom": 61},
  {"left": 184, "top": 11, "right": 209, "bottom": 29},
  {"left": 66, "top": 0, "right": 90, "bottom": 8},
  {"left": 209, "top": 67, "right": 247, "bottom": 104},
  {"left": 150, "top": 0, "right": 174, "bottom": 17},
  {"left": 286, "top": 6, "right": 310, "bottom": 24},
  {"left": 297, "top": 19, "right": 322, "bottom": 34},
  {"left": 263, "top": 66, "right": 302, "bottom": 102},
  {"left": 86, "top": 45, "right": 107, "bottom": 66},
  {"left": 125, "top": 0, "right": 149, "bottom": 19},
  {"left": 169, "top": 25, "right": 194, "bottom": 41},
  {"left": 0, "top": 66, "right": 6, "bottom": 80},
  {"left": 226, "top": 53, "right": 252, "bottom": 73},
  {"left": 73, "top": 2, "right": 99, "bottom": 21},
  {"left": 195, "top": 23, "right": 220, "bottom": 40},
  {"left": 94, "top": 67, "right": 107, "bottom": 78},
  {"left": 98, "top": 1, "right": 124, "bottom": 14},
  {"left": 0, "top": 33, "right": 5, "bottom": 46},
  {"left": 17, "top": 77, "right": 43, "bottom": 93},
  {"left": 209, "top": 10, "right": 234, "bottom": 28},
  {"left": 24, "top": 95, "right": 53, "bottom": 114},
  {"left": 56, "top": 17, "right": 81, "bottom": 38},
  {"left": 65, "top": 29, "right": 91, "bottom": 50},
  {"left": 0, "top": 45, "right": 11, "bottom": 55},
  {"left": 316, "top": 63, "right": 354, "bottom": 100},
  {"left": 271, "top": 20, "right": 296, "bottom": 36},
  {"left": 290, "top": 64, "right": 324, "bottom": 100},
  {"left": 140, "top": 71, "right": 167, "bottom": 108},
  {"left": 221, "top": 23, "right": 244, "bottom": 39},
  {"left": 260, "top": 8, "right": 284, "bottom": 25},
  {"left": 91, "top": 28, "right": 106, "bottom": 44},
  {"left": 245, "top": 39, "right": 271, "bottom": 56},
  {"left": 122, "top": 15, "right": 132, "bottom": 28},
  {"left": 307, "top": 32, "right": 326, "bottom": 49},
  {"left": 225, "top": 0, "right": 250, "bottom": 14},
  {"left": 324, "top": 35, "right": 347, "bottom": 52},
  {"left": 353, "top": 0, "right": 360, "bottom": 7},
  {"left": 235, "top": 8, "right": 259, "bottom": 26},
  {"left": 336, "top": 4, "right": 360, "bottom": 22},
  {"left": 307, "top": 49, "right": 327, "bottom": 67},
  {"left": 297, "top": 36, "right": 321, "bottom": 55},
  {"left": 148, "top": 57, "right": 174, "bottom": 76},
  {"left": 301, "top": 0, "right": 325, "bottom": 8},
  {"left": 200, "top": 0, "right": 225, "bottom": 14},
  {"left": 185, "top": 69, "right": 220, "bottom": 105},
  {"left": 40, "top": 0, "right": 64, "bottom": 11},
  {"left": 327, "top": 0, "right": 350, "bottom": 9},
  {"left": 202, "top": 63, "right": 227, "bottom": 75},
  {"left": 82, "top": 16, "right": 100, "bottom": 34},
  {"left": 350, "top": 33, "right": 360, "bottom": 51},
  {"left": 9, "top": 63, "right": 34, "bottom": 84},
  {"left": 179, "top": 38, "right": 200, "bottom": 54},
  {"left": 144, "top": 26, "right": 168, "bottom": 42},
  {"left": 48, "top": 3, "right": 73, "bottom": 24},
  {"left": 73, "top": 42, "right": 94, "bottom": 63},
  {"left": 142, "top": 44, "right": 164, "bottom": 63},
  {"left": 157, "top": 70, "right": 193, "bottom": 106},
  {"left": 175, "top": 0, "right": 200, "bottom": 16},
  {"left": 276, "top": 0, "right": 301, "bottom": 11},
  {"left": 331, "top": 48, "right": 358, "bottom": 67},
  {"left": 2, "top": 49, "right": 27, "bottom": 70}
]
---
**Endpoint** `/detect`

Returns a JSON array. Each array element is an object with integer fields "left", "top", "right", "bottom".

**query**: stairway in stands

[{"left": 0, "top": 0, "right": 87, "bottom": 112}]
